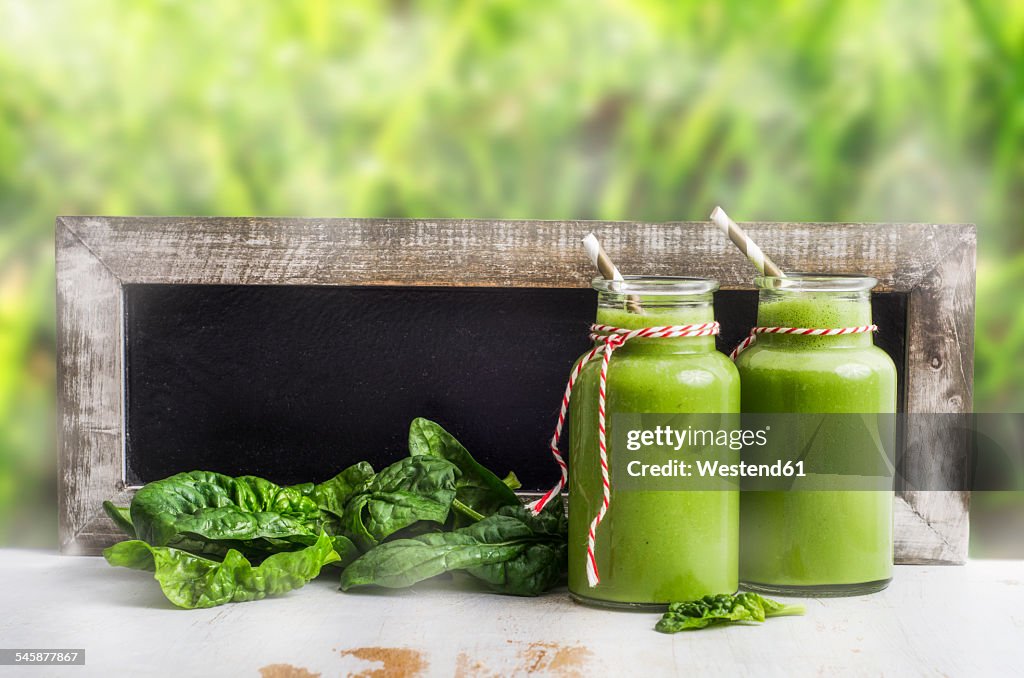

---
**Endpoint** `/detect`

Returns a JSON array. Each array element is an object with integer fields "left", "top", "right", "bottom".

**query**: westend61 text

[{"left": 626, "top": 459, "right": 807, "bottom": 478}]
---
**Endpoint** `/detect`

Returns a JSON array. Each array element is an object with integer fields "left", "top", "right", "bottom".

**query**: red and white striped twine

[
  {"left": 728, "top": 324, "right": 878, "bottom": 360},
  {"left": 528, "top": 322, "right": 720, "bottom": 588}
]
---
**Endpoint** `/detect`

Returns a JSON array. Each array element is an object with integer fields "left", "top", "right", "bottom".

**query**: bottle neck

[
  {"left": 755, "top": 289, "right": 874, "bottom": 349},
  {"left": 595, "top": 294, "right": 716, "bottom": 354}
]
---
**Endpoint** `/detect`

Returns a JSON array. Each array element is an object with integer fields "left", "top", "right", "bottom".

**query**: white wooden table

[{"left": 0, "top": 550, "right": 1020, "bottom": 677}]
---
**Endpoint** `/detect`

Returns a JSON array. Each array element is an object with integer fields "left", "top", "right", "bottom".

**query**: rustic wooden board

[{"left": 56, "top": 217, "right": 975, "bottom": 561}]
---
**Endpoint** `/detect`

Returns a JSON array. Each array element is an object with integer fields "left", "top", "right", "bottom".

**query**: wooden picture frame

[{"left": 56, "top": 216, "right": 975, "bottom": 562}]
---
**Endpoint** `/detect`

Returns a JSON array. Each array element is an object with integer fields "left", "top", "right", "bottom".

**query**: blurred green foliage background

[{"left": 0, "top": 0, "right": 1021, "bottom": 552}]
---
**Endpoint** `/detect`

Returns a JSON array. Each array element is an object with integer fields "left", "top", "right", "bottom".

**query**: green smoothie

[
  {"left": 569, "top": 278, "right": 740, "bottom": 607},
  {"left": 736, "top": 275, "right": 896, "bottom": 595}
]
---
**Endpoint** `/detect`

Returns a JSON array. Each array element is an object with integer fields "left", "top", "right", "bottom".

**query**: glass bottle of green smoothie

[
  {"left": 736, "top": 274, "right": 896, "bottom": 596},
  {"left": 568, "top": 277, "right": 740, "bottom": 608}
]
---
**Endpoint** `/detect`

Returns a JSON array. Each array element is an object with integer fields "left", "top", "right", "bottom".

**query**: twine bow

[{"left": 529, "top": 322, "right": 720, "bottom": 587}]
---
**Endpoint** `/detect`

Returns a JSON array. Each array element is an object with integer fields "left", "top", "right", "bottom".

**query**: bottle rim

[
  {"left": 755, "top": 273, "right": 878, "bottom": 293},
  {"left": 591, "top": 275, "right": 719, "bottom": 296}
]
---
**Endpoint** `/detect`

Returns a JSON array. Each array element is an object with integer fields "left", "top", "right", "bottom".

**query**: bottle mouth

[
  {"left": 591, "top": 275, "right": 719, "bottom": 296},
  {"left": 755, "top": 273, "right": 877, "bottom": 293}
]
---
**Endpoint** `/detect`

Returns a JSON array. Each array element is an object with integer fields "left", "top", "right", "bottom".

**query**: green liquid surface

[
  {"left": 736, "top": 294, "right": 896, "bottom": 591},
  {"left": 568, "top": 304, "right": 740, "bottom": 605}
]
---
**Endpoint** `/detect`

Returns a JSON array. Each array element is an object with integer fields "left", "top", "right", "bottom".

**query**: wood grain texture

[
  {"left": 56, "top": 220, "right": 126, "bottom": 554},
  {"left": 55, "top": 217, "right": 976, "bottom": 561},
  {"left": 62, "top": 216, "right": 959, "bottom": 290},
  {"left": 898, "top": 224, "right": 976, "bottom": 563}
]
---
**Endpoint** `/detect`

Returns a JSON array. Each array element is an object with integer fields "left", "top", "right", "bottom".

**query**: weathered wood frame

[{"left": 56, "top": 217, "right": 975, "bottom": 561}]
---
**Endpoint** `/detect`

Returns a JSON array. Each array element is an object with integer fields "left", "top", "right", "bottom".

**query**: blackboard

[
  {"left": 124, "top": 285, "right": 593, "bottom": 488},
  {"left": 123, "top": 284, "right": 907, "bottom": 489}
]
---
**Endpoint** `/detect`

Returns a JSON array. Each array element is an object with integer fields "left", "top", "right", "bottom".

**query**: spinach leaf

[
  {"left": 758, "top": 594, "right": 805, "bottom": 618},
  {"left": 171, "top": 506, "right": 318, "bottom": 544},
  {"left": 502, "top": 472, "right": 522, "bottom": 491},
  {"left": 464, "top": 542, "right": 566, "bottom": 596},
  {"left": 103, "top": 532, "right": 340, "bottom": 609},
  {"left": 102, "top": 501, "right": 136, "bottom": 538},
  {"left": 655, "top": 593, "right": 805, "bottom": 633},
  {"left": 341, "top": 456, "right": 459, "bottom": 550},
  {"left": 129, "top": 471, "right": 324, "bottom": 550},
  {"left": 339, "top": 515, "right": 529, "bottom": 590},
  {"left": 408, "top": 418, "right": 519, "bottom": 522},
  {"left": 312, "top": 462, "right": 375, "bottom": 517},
  {"left": 105, "top": 499, "right": 273, "bottom": 559},
  {"left": 463, "top": 503, "right": 567, "bottom": 596},
  {"left": 328, "top": 535, "right": 361, "bottom": 568},
  {"left": 494, "top": 502, "right": 568, "bottom": 538},
  {"left": 339, "top": 502, "right": 567, "bottom": 596}
]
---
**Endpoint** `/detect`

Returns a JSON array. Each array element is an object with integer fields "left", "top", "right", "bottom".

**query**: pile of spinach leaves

[{"left": 103, "top": 418, "right": 567, "bottom": 609}]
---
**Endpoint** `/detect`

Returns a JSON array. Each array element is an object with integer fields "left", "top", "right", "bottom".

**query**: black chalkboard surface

[
  {"left": 123, "top": 285, "right": 905, "bottom": 490},
  {"left": 124, "top": 285, "right": 592, "bottom": 488}
]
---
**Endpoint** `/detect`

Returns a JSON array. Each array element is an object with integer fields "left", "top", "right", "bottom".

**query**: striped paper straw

[
  {"left": 710, "top": 206, "right": 786, "bottom": 278},
  {"left": 582, "top": 233, "right": 645, "bottom": 314},
  {"left": 582, "top": 233, "right": 623, "bottom": 281}
]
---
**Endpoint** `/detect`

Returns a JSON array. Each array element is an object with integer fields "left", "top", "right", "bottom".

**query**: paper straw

[
  {"left": 710, "top": 206, "right": 786, "bottom": 278},
  {"left": 582, "top": 233, "right": 644, "bottom": 314},
  {"left": 582, "top": 233, "right": 623, "bottom": 281}
]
